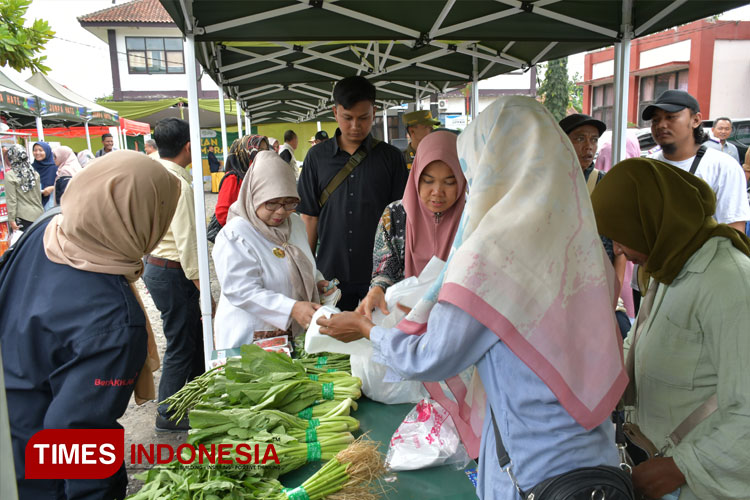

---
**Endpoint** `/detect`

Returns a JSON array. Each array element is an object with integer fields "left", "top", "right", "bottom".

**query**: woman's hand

[
  {"left": 42, "top": 186, "right": 54, "bottom": 196},
  {"left": 317, "top": 311, "right": 374, "bottom": 342},
  {"left": 291, "top": 301, "right": 321, "bottom": 329},
  {"left": 355, "top": 286, "right": 389, "bottom": 320},
  {"left": 9, "top": 221, "right": 18, "bottom": 231},
  {"left": 316, "top": 280, "right": 338, "bottom": 297},
  {"left": 632, "top": 457, "right": 686, "bottom": 499}
]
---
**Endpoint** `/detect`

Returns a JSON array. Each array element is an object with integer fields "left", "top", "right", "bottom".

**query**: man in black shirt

[{"left": 297, "top": 76, "right": 409, "bottom": 310}]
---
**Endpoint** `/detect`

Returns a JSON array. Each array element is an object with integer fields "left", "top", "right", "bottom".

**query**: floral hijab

[{"left": 7, "top": 145, "right": 37, "bottom": 193}]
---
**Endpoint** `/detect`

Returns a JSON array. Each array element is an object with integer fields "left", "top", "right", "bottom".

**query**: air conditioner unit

[{"left": 438, "top": 99, "right": 448, "bottom": 110}]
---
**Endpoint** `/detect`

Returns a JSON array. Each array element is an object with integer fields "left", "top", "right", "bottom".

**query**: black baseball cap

[
  {"left": 314, "top": 130, "right": 329, "bottom": 141},
  {"left": 641, "top": 90, "right": 700, "bottom": 121},
  {"left": 559, "top": 113, "right": 606, "bottom": 136}
]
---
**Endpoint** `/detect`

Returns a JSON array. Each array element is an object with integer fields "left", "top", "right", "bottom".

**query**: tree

[
  {"left": 568, "top": 72, "right": 583, "bottom": 113},
  {"left": 537, "top": 57, "right": 569, "bottom": 121},
  {"left": 0, "top": 0, "right": 54, "bottom": 73}
]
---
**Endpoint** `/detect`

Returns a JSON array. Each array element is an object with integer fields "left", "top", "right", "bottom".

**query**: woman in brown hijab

[{"left": 0, "top": 150, "right": 180, "bottom": 499}]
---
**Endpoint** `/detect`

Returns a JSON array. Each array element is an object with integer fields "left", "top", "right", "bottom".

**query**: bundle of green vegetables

[
  {"left": 126, "top": 437, "right": 386, "bottom": 500},
  {"left": 188, "top": 405, "right": 360, "bottom": 446},
  {"left": 162, "top": 345, "right": 361, "bottom": 424}
]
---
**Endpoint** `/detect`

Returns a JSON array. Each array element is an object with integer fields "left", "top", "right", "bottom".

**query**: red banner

[
  {"left": 25, "top": 429, "right": 124, "bottom": 479},
  {"left": 120, "top": 117, "right": 151, "bottom": 136},
  {"left": 10, "top": 127, "right": 112, "bottom": 138}
]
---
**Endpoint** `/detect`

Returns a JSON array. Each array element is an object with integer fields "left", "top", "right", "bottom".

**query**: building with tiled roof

[
  {"left": 78, "top": 0, "right": 218, "bottom": 102},
  {"left": 78, "top": 0, "right": 174, "bottom": 25}
]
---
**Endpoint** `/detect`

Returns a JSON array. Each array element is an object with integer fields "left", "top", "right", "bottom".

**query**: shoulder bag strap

[
  {"left": 688, "top": 145, "right": 707, "bottom": 175},
  {"left": 318, "top": 139, "right": 381, "bottom": 209},
  {"left": 489, "top": 407, "right": 527, "bottom": 498},
  {"left": 0, "top": 207, "right": 61, "bottom": 270},
  {"left": 668, "top": 394, "right": 718, "bottom": 448},
  {"left": 586, "top": 168, "right": 600, "bottom": 196}
]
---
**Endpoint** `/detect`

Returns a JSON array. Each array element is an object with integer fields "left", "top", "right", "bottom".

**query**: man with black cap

[
  {"left": 308, "top": 130, "right": 329, "bottom": 146},
  {"left": 402, "top": 110, "right": 440, "bottom": 169},
  {"left": 559, "top": 113, "right": 607, "bottom": 191},
  {"left": 644, "top": 89, "right": 749, "bottom": 231},
  {"left": 560, "top": 113, "right": 629, "bottom": 337}
]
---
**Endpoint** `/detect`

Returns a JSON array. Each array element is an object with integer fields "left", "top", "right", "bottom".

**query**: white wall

[
  {"left": 115, "top": 26, "right": 194, "bottom": 92},
  {"left": 639, "top": 39, "right": 691, "bottom": 69},
  {"left": 710, "top": 39, "right": 750, "bottom": 119},
  {"left": 480, "top": 71, "right": 533, "bottom": 90},
  {"left": 592, "top": 59, "right": 614, "bottom": 79}
]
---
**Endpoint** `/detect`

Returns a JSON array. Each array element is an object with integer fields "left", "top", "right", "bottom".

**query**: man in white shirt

[
  {"left": 279, "top": 130, "right": 299, "bottom": 178},
  {"left": 645, "top": 90, "right": 750, "bottom": 231},
  {"left": 704, "top": 117, "right": 741, "bottom": 164}
]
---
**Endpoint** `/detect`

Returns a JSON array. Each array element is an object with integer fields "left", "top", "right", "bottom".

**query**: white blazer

[{"left": 212, "top": 213, "right": 322, "bottom": 350}]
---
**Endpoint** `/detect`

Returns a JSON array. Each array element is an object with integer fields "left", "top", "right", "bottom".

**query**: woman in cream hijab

[
  {"left": 213, "top": 150, "right": 336, "bottom": 349},
  {"left": 0, "top": 150, "right": 180, "bottom": 498}
]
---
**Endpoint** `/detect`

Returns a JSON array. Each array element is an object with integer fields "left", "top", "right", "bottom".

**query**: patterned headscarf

[
  {"left": 7, "top": 145, "right": 37, "bottom": 193},
  {"left": 224, "top": 135, "right": 269, "bottom": 180}
]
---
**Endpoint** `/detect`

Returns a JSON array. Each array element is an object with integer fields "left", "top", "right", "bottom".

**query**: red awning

[
  {"left": 10, "top": 126, "right": 112, "bottom": 138},
  {"left": 120, "top": 117, "right": 150, "bottom": 136}
]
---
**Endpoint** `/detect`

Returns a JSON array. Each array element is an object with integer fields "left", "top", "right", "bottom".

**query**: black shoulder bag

[
  {"left": 318, "top": 139, "right": 381, "bottom": 209},
  {"left": 489, "top": 407, "right": 634, "bottom": 500}
]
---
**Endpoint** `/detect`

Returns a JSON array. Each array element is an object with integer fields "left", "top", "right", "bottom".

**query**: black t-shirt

[
  {"left": 297, "top": 129, "right": 409, "bottom": 287},
  {"left": 207, "top": 152, "right": 220, "bottom": 172}
]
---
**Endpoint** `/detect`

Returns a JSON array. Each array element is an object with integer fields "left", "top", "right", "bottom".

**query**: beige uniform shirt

[
  {"left": 4, "top": 169, "right": 43, "bottom": 223},
  {"left": 150, "top": 159, "right": 199, "bottom": 280}
]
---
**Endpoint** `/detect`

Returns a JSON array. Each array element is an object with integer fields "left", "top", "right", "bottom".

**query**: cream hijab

[
  {"left": 399, "top": 96, "right": 627, "bottom": 456},
  {"left": 227, "top": 150, "right": 318, "bottom": 304},
  {"left": 44, "top": 150, "right": 180, "bottom": 281},
  {"left": 43, "top": 150, "right": 180, "bottom": 404},
  {"left": 53, "top": 146, "right": 83, "bottom": 179}
]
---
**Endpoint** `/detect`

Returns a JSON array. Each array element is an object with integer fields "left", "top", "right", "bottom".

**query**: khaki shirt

[
  {"left": 625, "top": 237, "right": 750, "bottom": 499},
  {"left": 402, "top": 143, "right": 416, "bottom": 170},
  {"left": 4, "top": 169, "right": 43, "bottom": 223},
  {"left": 150, "top": 159, "right": 199, "bottom": 280}
]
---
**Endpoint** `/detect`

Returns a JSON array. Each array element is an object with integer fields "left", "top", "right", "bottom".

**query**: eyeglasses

[{"left": 264, "top": 200, "right": 299, "bottom": 211}]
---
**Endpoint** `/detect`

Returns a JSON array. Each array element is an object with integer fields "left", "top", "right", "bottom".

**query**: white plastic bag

[
  {"left": 304, "top": 306, "right": 371, "bottom": 357},
  {"left": 350, "top": 342, "right": 428, "bottom": 404},
  {"left": 386, "top": 399, "right": 471, "bottom": 471}
]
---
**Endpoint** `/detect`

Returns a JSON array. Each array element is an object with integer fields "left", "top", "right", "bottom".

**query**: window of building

[
  {"left": 638, "top": 69, "right": 688, "bottom": 127},
  {"left": 126, "top": 37, "right": 184, "bottom": 74},
  {"left": 591, "top": 83, "right": 614, "bottom": 130}
]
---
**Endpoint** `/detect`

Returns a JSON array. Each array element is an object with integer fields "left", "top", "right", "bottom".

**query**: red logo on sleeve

[{"left": 25, "top": 429, "right": 124, "bottom": 479}]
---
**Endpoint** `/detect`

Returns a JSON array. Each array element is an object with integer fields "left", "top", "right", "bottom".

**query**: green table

[{"left": 281, "top": 397, "right": 479, "bottom": 499}]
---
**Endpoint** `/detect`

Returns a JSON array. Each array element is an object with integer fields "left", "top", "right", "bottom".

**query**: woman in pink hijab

[
  {"left": 357, "top": 130, "right": 466, "bottom": 319},
  {"left": 52, "top": 146, "right": 83, "bottom": 205}
]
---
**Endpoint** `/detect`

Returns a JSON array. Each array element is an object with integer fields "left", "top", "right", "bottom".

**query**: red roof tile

[{"left": 78, "top": 0, "right": 174, "bottom": 24}]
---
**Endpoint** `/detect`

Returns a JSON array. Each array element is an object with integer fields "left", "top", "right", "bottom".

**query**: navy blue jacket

[{"left": 0, "top": 218, "right": 147, "bottom": 499}]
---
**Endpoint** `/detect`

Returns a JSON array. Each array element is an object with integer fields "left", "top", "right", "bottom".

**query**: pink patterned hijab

[
  {"left": 399, "top": 96, "right": 627, "bottom": 458},
  {"left": 403, "top": 131, "right": 466, "bottom": 278}
]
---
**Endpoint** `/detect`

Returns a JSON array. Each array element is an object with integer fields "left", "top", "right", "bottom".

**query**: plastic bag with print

[{"left": 385, "top": 398, "right": 471, "bottom": 471}]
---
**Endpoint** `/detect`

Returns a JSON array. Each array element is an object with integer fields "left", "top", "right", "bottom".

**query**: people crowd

[{"left": 2, "top": 78, "right": 750, "bottom": 500}]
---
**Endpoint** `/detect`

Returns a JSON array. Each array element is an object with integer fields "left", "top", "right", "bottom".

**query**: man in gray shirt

[{"left": 704, "top": 117, "right": 740, "bottom": 163}]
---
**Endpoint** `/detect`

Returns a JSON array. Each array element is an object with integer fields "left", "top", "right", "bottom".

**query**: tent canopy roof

[
  {"left": 160, "top": 0, "right": 746, "bottom": 123},
  {"left": 27, "top": 73, "right": 120, "bottom": 126}
]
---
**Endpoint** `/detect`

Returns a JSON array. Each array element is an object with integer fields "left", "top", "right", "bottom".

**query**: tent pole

[
  {"left": 120, "top": 127, "right": 127, "bottom": 150},
  {"left": 612, "top": 0, "right": 633, "bottom": 165},
  {"left": 35, "top": 116, "right": 44, "bottom": 141},
  {"left": 84, "top": 121, "right": 92, "bottom": 152},
  {"left": 317, "top": 121, "right": 321, "bottom": 132},
  {"left": 382, "top": 106, "right": 388, "bottom": 143},
  {"left": 218, "top": 85, "right": 229, "bottom": 167},
  {"left": 245, "top": 113, "right": 251, "bottom": 135},
  {"left": 185, "top": 33, "right": 214, "bottom": 369},
  {"left": 236, "top": 100, "right": 243, "bottom": 137},
  {"left": 415, "top": 81, "right": 420, "bottom": 110},
  {"left": 471, "top": 46, "right": 479, "bottom": 120}
]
